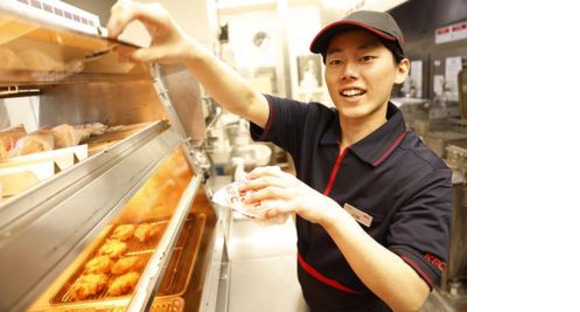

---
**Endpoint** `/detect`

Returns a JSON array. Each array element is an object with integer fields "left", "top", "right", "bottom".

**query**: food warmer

[{"left": 0, "top": 3, "right": 228, "bottom": 311}]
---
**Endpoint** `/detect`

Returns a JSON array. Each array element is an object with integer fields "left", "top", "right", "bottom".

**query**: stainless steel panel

[
  {"left": 441, "top": 182, "right": 467, "bottom": 289},
  {"left": 200, "top": 212, "right": 225, "bottom": 312},
  {"left": 38, "top": 80, "right": 165, "bottom": 126},
  {"left": 201, "top": 176, "right": 230, "bottom": 312},
  {"left": 0, "top": 125, "right": 180, "bottom": 312},
  {"left": 128, "top": 175, "right": 203, "bottom": 312},
  {"left": 157, "top": 64, "right": 206, "bottom": 142}
]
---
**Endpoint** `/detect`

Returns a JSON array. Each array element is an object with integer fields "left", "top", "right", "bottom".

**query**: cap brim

[{"left": 309, "top": 20, "right": 398, "bottom": 54}]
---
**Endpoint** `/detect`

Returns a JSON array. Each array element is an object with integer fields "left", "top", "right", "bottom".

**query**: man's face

[{"left": 324, "top": 29, "right": 408, "bottom": 123}]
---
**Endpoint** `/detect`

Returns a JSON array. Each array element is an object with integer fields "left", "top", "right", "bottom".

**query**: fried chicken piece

[
  {"left": 134, "top": 223, "right": 163, "bottom": 243},
  {"left": 84, "top": 255, "right": 113, "bottom": 274},
  {"left": 111, "top": 256, "right": 147, "bottom": 276},
  {"left": 107, "top": 271, "right": 140, "bottom": 296},
  {"left": 97, "top": 240, "right": 127, "bottom": 258},
  {"left": 110, "top": 224, "right": 136, "bottom": 241},
  {"left": 69, "top": 273, "right": 108, "bottom": 301},
  {"left": 134, "top": 223, "right": 152, "bottom": 243}
]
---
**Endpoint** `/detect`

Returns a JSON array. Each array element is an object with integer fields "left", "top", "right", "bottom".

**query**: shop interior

[{"left": 0, "top": 0, "right": 466, "bottom": 311}]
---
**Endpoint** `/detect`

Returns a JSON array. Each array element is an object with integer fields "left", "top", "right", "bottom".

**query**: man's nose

[{"left": 341, "top": 61, "right": 359, "bottom": 80}]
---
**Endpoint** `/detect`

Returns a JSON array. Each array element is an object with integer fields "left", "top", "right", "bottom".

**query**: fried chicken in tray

[
  {"left": 111, "top": 255, "right": 147, "bottom": 276},
  {"left": 97, "top": 239, "right": 128, "bottom": 258},
  {"left": 110, "top": 224, "right": 136, "bottom": 241},
  {"left": 134, "top": 223, "right": 164, "bottom": 243},
  {"left": 107, "top": 271, "right": 140, "bottom": 296},
  {"left": 84, "top": 255, "right": 113, "bottom": 274},
  {"left": 69, "top": 273, "right": 109, "bottom": 301}
]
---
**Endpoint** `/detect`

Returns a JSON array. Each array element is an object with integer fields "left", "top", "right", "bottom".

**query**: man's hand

[
  {"left": 239, "top": 166, "right": 347, "bottom": 226},
  {"left": 107, "top": 0, "right": 197, "bottom": 63}
]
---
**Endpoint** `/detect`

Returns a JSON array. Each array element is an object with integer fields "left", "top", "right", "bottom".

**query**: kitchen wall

[
  {"left": 219, "top": 8, "right": 286, "bottom": 96},
  {"left": 286, "top": 5, "right": 330, "bottom": 104},
  {"left": 217, "top": 1, "right": 333, "bottom": 104},
  {"left": 389, "top": 0, "right": 467, "bottom": 100}
]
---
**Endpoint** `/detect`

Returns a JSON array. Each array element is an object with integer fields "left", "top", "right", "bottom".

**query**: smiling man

[
  {"left": 241, "top": 12, "right": 453, "bottom": 311},
  {"left": 108, "top": 4, "right": 452, "bottom": 311}
]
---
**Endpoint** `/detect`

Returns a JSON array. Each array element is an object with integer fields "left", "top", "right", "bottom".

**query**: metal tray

[{"left": 49, "top": 213, "right": 206, "bottom": 307}]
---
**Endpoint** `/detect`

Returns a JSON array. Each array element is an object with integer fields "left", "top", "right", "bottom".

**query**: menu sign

[{"left": 435, "top": 21, "right": 467, "bottom": 44}]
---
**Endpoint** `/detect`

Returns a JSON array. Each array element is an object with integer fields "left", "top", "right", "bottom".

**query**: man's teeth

[{"left": 341, "top": 89, "right": 365, "bottom": 97}]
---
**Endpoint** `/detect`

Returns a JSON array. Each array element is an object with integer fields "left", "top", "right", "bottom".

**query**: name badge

[{"left": 343, "top": 203, "right": 373, "bottom": 228}]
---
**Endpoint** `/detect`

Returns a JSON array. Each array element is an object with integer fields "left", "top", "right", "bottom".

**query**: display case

[{"left": 0, "top": 3, "right": 225, "bottom": 311}]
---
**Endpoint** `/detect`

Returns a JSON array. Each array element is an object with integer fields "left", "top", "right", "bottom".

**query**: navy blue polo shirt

[{"left": 250, "top": 95, "right": 452, "bottom": 311}]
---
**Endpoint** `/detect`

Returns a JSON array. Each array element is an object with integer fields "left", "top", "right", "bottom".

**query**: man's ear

[{"left": 394, "top": 58, "right": 411, "bottom": 84}]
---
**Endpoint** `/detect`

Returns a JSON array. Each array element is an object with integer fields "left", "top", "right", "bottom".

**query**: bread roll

[
  {"left": 8, "top": 128, "right": 54, "bottom": 157},
  {"left": 0, "top": 124, "right": 27, "bottom": 155}
]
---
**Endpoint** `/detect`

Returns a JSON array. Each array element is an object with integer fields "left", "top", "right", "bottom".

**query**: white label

[
  {"left": 435, "top": 21, "right": 467, "bottom": 44},
  {"left": 344, "top": 203, "right": 373, "bottom": 227}
]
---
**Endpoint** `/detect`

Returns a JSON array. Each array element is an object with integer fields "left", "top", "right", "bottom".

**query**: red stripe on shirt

[
  {"left": 373, "top": 131, "right": 408, "bottom": 166},
  {"left": 323, "top": 146, "right": 348, "bottom": 195},
  {"left": 298, "top": 253, "right": 360, "bottom": 294}
]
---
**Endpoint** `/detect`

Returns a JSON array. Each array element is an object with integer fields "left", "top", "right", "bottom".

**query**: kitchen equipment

[
  {"left": 458, "top": 67, "right": 467, "bottom": 120},
  {"left": 0, "top": 4, "right": 225, "bottom": 312},
  {"left": 390, "top": 97, "right": 430, "bottom": 136},
  {"left": 424, "top": 131, "right": 467, "bottom": 158},
  {"left": 440, "top": 144, "right": 467, "bottom": 291},
  {"left": 233, "top": 143, "right": 272, "bottom": 169},
  {"left": 446, "top": 144, "right": 467, "bottom": 173}
]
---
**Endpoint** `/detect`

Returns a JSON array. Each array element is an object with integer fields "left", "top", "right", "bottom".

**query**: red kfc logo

[{"left": 424, "top": 253, "right": 447, "bottom": 272}]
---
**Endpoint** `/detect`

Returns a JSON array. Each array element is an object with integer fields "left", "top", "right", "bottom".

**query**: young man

[{"left": 108, "top": 3, "right": 451, "bottom": 311}]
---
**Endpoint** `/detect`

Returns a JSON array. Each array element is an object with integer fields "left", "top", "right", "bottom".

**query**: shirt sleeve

[
  {"left": 249, "top": 94, "right": 310, "bottom": 156},
  {"left": 386, "top": 168, "right": 453, "bottom": 289}
]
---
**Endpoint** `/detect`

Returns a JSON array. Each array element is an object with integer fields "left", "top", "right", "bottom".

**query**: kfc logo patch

[{"left": 424, "top": 253, "right": 447, "bottom": 272}]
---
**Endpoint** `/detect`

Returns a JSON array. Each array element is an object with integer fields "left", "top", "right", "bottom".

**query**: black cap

[{"left": 310, "top": 10, "right": 406, "bottom": 59}]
